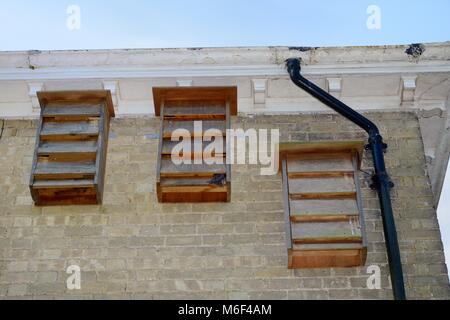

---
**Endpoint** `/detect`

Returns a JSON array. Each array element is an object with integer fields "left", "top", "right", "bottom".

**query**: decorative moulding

[
  {"left": 176, "top": 79, "right": 193, "bottom": 87},
  {"left": 102, "top": 80, "right": 119, "bottom": 113},
  {"left": 3, "top": 61, "right": 450, "bottom": 81},
  {"left": 401, "top": 75, "right": 417, "bottom": 105},
  {"left": 252, "top": 79, "right": 267, "bottom": 107},
  {"left": 326, "top": 78, "right": 342, "bottom": 98},
  {"left": 27, "top": 82, "right": 45, "bottom": 114}
]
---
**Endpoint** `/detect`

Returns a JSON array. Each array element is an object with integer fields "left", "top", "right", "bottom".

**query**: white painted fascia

[{"left": 1, "top": 61, "right": 450, "bottom": 81}]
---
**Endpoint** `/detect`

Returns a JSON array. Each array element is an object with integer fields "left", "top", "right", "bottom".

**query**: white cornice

[
  {"left": 1, "top": 43, "right": 449, "bottom": 80},
  {"left": 1, "top": 44, "right": 449, "bottom": 122},
  {"left": 1, "top": 61, "right": 450, "bottom": 81}
]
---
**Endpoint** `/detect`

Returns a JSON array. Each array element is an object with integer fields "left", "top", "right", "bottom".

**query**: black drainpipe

[{"left": 286, "top": 58, "right": 406, "bottom": 300}]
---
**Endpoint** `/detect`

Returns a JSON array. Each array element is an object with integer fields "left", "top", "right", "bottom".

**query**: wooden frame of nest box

[
  {"left": 153, "top": 87, "right": 237, "bottom": 203},
  {"left": 279, "top": 141, "right": 368, "bottom": 269},
  {"left": 29, "top": 90, "right": 115, "bottom": 206}
]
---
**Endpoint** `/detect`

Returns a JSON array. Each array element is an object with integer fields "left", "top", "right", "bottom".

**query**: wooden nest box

[
  {"left": 279, "top": 141, "right": 368, "bottom": 269},
  {"left": 153, "top": 87, "right": 237, "bottom": 203},
  {"left": 29, "top": 91, "right": 115, "bottom": 206}
]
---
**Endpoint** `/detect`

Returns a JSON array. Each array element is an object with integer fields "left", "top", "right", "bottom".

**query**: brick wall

[{"left": 0, "top": 112, "right": 449, "bottom": 299}]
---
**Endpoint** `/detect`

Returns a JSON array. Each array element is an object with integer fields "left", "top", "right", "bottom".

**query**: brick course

[{"left": 0, "top": 112, "right": 449, "bottom": 299}]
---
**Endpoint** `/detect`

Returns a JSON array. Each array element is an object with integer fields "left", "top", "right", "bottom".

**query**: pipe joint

[
  {"left": 366, "top": 134, "right": 388, "bottom": 153},
  {"left": 370, "top": 171, "right": 395, "bottom": 190},
  {"left": 285, "top": 58, "right": 302, "bottom": 75}
]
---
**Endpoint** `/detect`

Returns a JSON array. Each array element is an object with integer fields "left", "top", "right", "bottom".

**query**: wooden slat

[
  {"left": 225, "top": 99, "right": 232, "bottom": 188},
  {"left": 164, "top": 104, "right": 226, "bottom": 121},
  {"left": 161, "top": 155, "right": 226, "bottom": 165},
  {"left": 162, "top": 139, "right": 226, "bottom": 157},
  {"left": 41, "top": 121, "right": 99, "bottom": 135},
  {"left": 40, "top": 121, "right": 99, "bottom": 141},
  {"left": 34, "top": 173, "right": 95, "bottom": 181},
  {"left": 163, "top": 120, "right": 225, "bottom": 139},
  {"left": 40, "top": 134, "right": 99, "bottom": 142},
  {"left": 282, "top": 158, "right": 293, "bottom": 250},
  {"left": 160, "top": 159, "right": 226, "bottom": 178},
  {"left": 34, "top": 161, "right": 96, "bottom": 174},
  {"left": 287, "top": 153, "right": 353, "bottom": 173},
  {"left": 290, "top": 214, "right": 359, "bottom": 223},
  {"left": 29, "top": 112, "right": 44, "bottom": 202},
  {"left": 291, "top": 220, "right": 362, "bottom": 244},
  {"left": 38, "top": 141, "right": 97, "bottom": 162},
  {"left": 94, "top": 104, "right": 108, "bottom": 204},
  {"left": 160, "top": 169, "right": 229, "bottom": 195},
  {"left": 165, "top": 114, "right": 226, "bottom": 121},
  {"left": 44, "top": 104, "right": 101, "bottom": 115},
  {"left": 290, "top": 199, "right": 359, "bottom": 216},
  {"left": 160, "top": 172, "right": 225, "bottom": 179},
  {"left": 288, "top": 176, "right": 356, "bottom": 194},
  {"left": 34, "top": 162, "right": 96, "bottom": 180},
  {"left": 290, "top": 191, "right": 357, "bottom": 200},
  {"left": 156, "top": 100, "right": 165, "bottom": 202},
  {"left": 37, "top": 187, "right": 97, "bottom": 199},
  {"left": 293, "top": 237, "right": 362, "bottom": 245},
  {"left": 33, "top": 179, "right": 95, "bottom": 189},
  {"left": 165, "top": 100, "right": 226, "bottom": 109},
  {"left": 161, "top": 185, "right": 227, "bottom": 193},
  {"left": 43, "top": 105, "right": 101, "bottom": 121},
  {"left": 352, "top": 153, "right": 368, "bottom": 249},
  {"left": 161, "top": 192, "right": 228, "bottom": 203},
  {"left": 38, "top": 153, "right": 96, "bottom": 162},
  {"left": 293, "top": 243, "right": 364, "bottom": 251},
  {"left": 36, "top": 195, "right": 98, "bottom": 206},
  {"left": 161, "top": 177, "right": 221, "bottom": 186},
  {"left": 289, "top": 248, "right": 366, "bottom": 269},
  {"left": 288, "top": 171, "right": 354, "bottom": 179},
  {"left": 38, "top": 141, "right": 97, "bottom": 154}
]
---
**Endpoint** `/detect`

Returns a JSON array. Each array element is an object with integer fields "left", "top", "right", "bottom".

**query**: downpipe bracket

[
  {"left": 365, "top": 142, "right": 388, "bottom": 153},
  {"left": 370, "top": 172, "right": 395, "bottom": 190},
  {"left": 366, "top": 133, "right": 389, "bottom": 152}
]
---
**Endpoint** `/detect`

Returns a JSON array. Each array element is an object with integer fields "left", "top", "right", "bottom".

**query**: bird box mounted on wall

[
  {"left": 29, "top": 91, "right": 115, "bottom": 206},
  {"left": 153, "top": 87, "right": 237, "bottom": 203},
  {"left": 279, "top": 141, "right": 368, "bottom": 269}
]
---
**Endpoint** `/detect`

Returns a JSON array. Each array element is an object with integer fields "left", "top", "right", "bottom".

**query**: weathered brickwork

[{"left": 0, "top": 112, "right": 449, "bottom": 300}]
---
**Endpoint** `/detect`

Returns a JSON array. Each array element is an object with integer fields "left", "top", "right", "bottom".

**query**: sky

[
  {"left": 0, "top": 0, "right": 450, "bottom": 50},
  {"left": 0, "top": 0, "right": 449, "bottom": 272}
]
